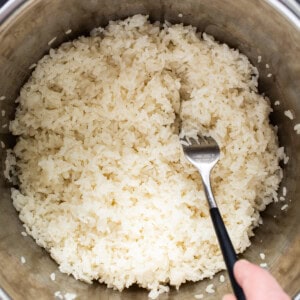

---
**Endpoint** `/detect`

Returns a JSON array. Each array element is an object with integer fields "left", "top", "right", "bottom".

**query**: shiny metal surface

[
  {"left": 0, "top": 0, "right": 299, "bottom": 299},
  {"left": 181, "top": 135, "right": 220, "bottom": 209}
]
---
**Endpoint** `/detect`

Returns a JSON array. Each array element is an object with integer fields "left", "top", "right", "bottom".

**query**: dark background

[{"left": 0, "top": 0, "right": 8, "bottom": 7}]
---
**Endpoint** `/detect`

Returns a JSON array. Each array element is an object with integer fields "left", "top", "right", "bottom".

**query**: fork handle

[{"left": 210, "top": 207, "right": 246, "bottom": 300}]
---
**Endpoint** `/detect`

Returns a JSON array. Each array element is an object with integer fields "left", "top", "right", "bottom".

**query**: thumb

[
  {"left": 222, "top": 294, "right": 236, "bottom": 300},
  {"left": 233, "top": 259, "right": 290, "bottom": 300}
]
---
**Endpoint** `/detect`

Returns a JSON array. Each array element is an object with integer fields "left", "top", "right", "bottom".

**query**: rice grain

[{"left": 284, "top": 110, "right": 294, "bottom": 120}]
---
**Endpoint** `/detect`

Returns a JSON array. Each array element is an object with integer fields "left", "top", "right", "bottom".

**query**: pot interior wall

[{"left": 0, "top": 0, "right": 299, "bottom": 299}]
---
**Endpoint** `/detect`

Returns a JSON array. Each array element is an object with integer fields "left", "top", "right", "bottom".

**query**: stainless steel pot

[{"left": 0, "top": 0, "right": 299, "bottom": 299}]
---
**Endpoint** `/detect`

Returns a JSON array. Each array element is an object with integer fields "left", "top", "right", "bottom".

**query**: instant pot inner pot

[{"left": 0, "top": 0, "right": 299, "bottom": 299}]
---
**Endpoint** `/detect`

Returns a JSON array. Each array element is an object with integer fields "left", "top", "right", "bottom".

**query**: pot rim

[
  {"left": 0, "top": 0, "right": 300, "bottom": 30},
  {"left": 0, "top": 0, "right": 299, "bottom": 300}
]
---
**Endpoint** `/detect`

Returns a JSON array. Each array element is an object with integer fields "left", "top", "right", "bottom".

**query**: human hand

[{"left": 223, "top": 259, "right": 290, "bottom": 300}]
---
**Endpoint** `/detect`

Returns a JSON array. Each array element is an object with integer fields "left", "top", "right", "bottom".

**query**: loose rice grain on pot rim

[{"left": 6, "top": 15, "right": 282, "bottom": 298}]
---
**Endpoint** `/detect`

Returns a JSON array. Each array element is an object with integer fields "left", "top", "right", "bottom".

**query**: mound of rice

[{"left": 6, "top": 15, "right": 282, "bottom": 298}]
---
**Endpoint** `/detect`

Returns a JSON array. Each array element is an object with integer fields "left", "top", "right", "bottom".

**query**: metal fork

[{"left": 180, "top": 134, "right": 245, "bottom": 300}]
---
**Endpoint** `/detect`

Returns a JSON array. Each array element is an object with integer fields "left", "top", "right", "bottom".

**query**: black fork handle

[{"left": 210, "top": 207, "right": 246, "bottom": 300}]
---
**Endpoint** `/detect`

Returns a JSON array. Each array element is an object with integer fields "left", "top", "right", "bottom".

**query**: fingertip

[
  {"left": 234, "top": 259, "right": 250, "bottom": 269},
  {"left": 233, "top": 259, "right": 262, "bottom": 287},
  {"left": 233, "top": 259, "right": 289, "bottom": 299},
  {"left": 222, "top": 294, "right": 236, "bottom": 300},
  {"left": 233, "top": 259, "right": 250, "bottom": 279}
]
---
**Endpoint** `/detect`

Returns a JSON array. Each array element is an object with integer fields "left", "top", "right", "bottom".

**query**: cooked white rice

[
  {"left": 282, "top": 186, "right": 287, "bottom": 197},
  {"left": 6, "top": 15, "right": 282, "bottom": 297},
  {"left": 205, "top": 283, "right": 215, "bottom": 294},
  {"left": 260, "top": 253, "right": 266, "bottom": 260},
  {"left": 294, "top": 123, "right": 300, "bottom": 134},
  {"left": 20, "top": 256, "right": 26, "bottom": 264},
  {"left": 284, "top": 110, "right": 294, "bottom": 120},
  {"left": 54, "top": 291, "right": 77, "bottom": 300},
  {"left": 48, "top": 37, "right": 57, "bottom": 46},
  {"left": 50, "top": 272, "right": 56, "bottom": 281}
]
